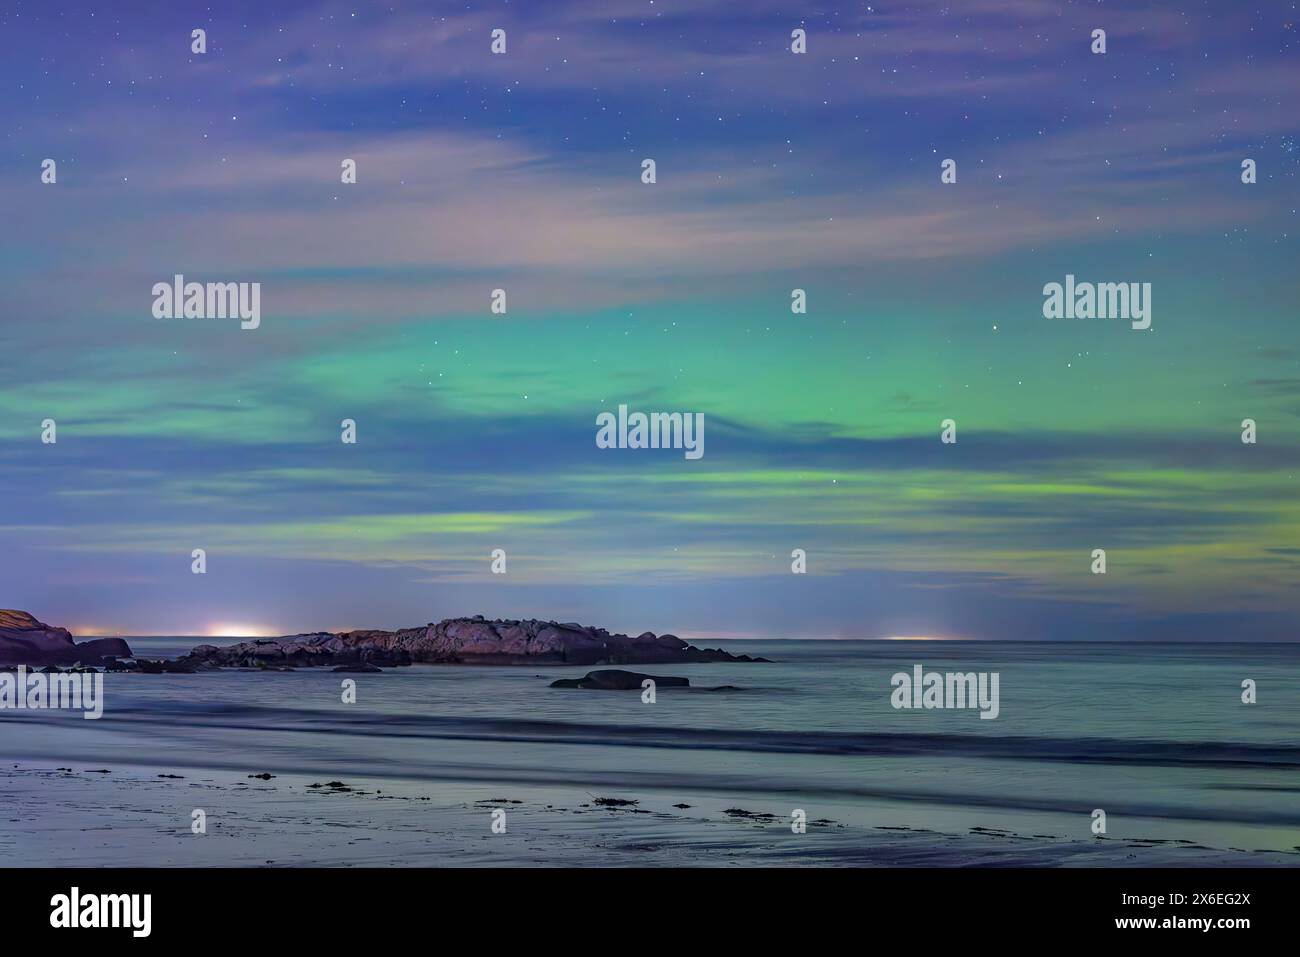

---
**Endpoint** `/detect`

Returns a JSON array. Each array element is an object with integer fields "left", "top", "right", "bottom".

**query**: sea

[{"left": 2, "top": 639, "right": 1297, "bottom": 867}]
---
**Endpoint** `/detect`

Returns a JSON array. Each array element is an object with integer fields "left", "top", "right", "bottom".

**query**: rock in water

[
  {"left": 549, "top": 669, "right": 690, "bottom": 690},
  {"left": 0, "top": 610, "right": 133, "bottom": 666},
  {"left": 180, "top": 616, "right": 769, "bottom": 669}
]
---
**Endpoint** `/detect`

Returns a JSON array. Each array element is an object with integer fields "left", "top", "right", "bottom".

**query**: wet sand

[{"left": 3, "top": 763, "right": 1296, "bottom": 868}]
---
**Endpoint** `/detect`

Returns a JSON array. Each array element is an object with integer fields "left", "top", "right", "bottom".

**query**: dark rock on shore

[
  {"left": 181, "top": 616, "right": 769, "bottom": 670},
  {"left": 550, "top": 669, "right": 746, "bottom": 691},
  {"left": 550, "top": 669, "right": 690, "bottom": 690},
  {"left": 0, "top": 610, "right": 132, "bottom": 667},
  {"left": 0, "top": 610, "right": 769, "bottom": 673},
  {"left": 135, "top": 658, "right": 199, "bottom": 674},
  {"left": 724, "top": 808, "right": 781, "bottom": 821}
]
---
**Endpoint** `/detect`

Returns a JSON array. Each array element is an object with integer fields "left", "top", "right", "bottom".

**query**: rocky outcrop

[
  {"left": 550, "top": 669, "right": 691, "bottom": 690},
  {"left": 0, "top": 610, "right": 133, "bottom": 666},
  {"left": 181, "top": 616, "right": 768, "bottom": 669}
]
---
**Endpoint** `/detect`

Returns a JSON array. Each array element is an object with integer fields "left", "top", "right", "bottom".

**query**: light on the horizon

[
  {"left": 880, "top": 635, "right": 961, "bottom": 641},
  {"left": 207, "top": 623, "right": 274, "bottom": 638}
]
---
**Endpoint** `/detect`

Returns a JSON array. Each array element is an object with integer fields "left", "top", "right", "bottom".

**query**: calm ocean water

[{"left": 4, "top": 639, "right": 1298, "bottom": 861}]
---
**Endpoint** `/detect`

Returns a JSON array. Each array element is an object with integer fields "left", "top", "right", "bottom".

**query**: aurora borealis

[{"left": 1, "top": 1, "right": 1297, "bottom": 640}]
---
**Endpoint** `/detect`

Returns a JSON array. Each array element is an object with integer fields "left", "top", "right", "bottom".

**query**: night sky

[{"left": 2, "top": 1, "right": 1297, "bottom": 640}]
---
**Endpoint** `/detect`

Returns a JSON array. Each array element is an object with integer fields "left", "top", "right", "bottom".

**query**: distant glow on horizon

[
  {"left": 879, "top": 635, "right": 962, "bottom": 641},
  {"left": 207, "top": 623, "right": 275, "bottom": 638}
]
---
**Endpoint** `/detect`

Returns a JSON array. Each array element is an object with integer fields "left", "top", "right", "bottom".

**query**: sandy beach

[
  {"left": 5, "top": 762, "right": 1296, "bottom": 868},
  {"left": 4, "top": 639, "right": 1299, "bottom": 867}
]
